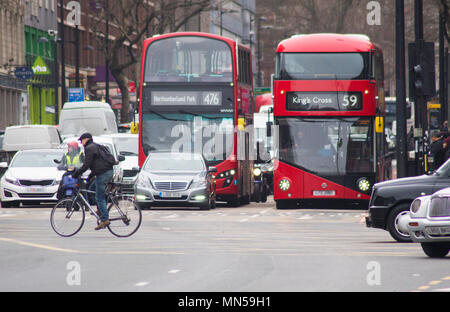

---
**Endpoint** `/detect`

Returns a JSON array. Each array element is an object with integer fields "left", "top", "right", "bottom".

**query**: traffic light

[
  {"left": 409, "top": 42, "right": 436, "bottom": 99},
  {"left": 413, "top": 64, "right": 423, "bottom": 94}
]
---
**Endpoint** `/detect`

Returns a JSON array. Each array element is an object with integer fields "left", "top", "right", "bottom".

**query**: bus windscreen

[
  {"left": 144, "top": 36, "right": 233, "bottom": 83},
  {"left": 277, "top": 53, "right": 369, "bottom": 80}
]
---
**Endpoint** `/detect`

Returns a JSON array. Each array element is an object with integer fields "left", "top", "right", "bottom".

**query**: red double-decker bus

[
  {"left": 273, "top": 33, "right": 391, "bottom": 209},
  {"left": 138, "top": 32, "right": 254, "bottom": 206}
]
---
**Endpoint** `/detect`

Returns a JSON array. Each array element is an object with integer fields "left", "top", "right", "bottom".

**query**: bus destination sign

[
  {"left": 152, "top": 91, "right": 222, "bottom": 106},
  {"left": 286, "top": 92, "right": 362, "bottom": 111}
]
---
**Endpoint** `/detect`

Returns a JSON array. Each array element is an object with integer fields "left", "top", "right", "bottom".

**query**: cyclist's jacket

[{"left": 73, "top": 139, "right": 114, "bottom": 179}]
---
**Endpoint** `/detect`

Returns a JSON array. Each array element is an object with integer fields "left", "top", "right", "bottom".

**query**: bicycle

[{"left": 50, "top": 180, "right": 142, "bottom": 237}]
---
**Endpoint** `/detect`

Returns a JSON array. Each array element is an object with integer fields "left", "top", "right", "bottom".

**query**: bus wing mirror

[{"left": 270, "top": 74, "right": 274, "bottom": 98}]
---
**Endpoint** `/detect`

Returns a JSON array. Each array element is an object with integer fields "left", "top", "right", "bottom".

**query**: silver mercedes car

[{"left": 134, "top": 152, "right": 217, "bottom": 210}]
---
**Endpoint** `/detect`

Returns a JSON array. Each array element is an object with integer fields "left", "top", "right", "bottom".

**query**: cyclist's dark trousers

[{"left": 96, "top": 170, "right": 114, "bottom": 222}]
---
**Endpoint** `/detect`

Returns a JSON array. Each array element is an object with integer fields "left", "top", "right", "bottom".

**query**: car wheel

[
  {"left": 387, "top": 204, "right": 412, "bottom": 242},
  {"left": 421, "top": 243, "right": 450, "bottom": 258},
  {"left": 200, "top": 197, "right": 211, "bottom": 210}
]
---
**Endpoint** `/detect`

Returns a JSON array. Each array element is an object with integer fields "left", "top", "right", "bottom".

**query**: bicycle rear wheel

[
  {"left": 50, "top": 198, "right": 85, "bottom": 237},
  {"left": 107, "top": 195, "right": 141, "bottom": 237}
]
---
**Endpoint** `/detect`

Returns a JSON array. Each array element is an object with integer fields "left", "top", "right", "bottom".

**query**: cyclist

[{"left": 73, "top": 133, "right": 115, "bottom": 230}]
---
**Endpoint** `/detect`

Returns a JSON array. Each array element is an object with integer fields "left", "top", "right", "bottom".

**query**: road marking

[
  {"left": 168, "top": 269, "right": 180, "bottom": 274},
  {"left": 135, "top": 282, "right": 149, "bottom": 287},
  {"left": 434, "top": 288, "right": 450, "bottom": 292},
  {"left": 239, "top": 218, "right": 248, "bottom": 222},
  {"left": 0, "top": 237, "right": 80, "bottom": 253},
  {"left": 418, "top": 285, "right": 430, "bottom": 290},
  {"left": 429, "top": 280, "right": 442, "bottom": 286}
]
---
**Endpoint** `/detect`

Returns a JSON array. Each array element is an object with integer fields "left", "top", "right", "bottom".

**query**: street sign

[
  {"left": 68, "top": 88, "right": 85, "bottom": 102},
  {"left": 32, "top": 56, "right": 50, "bottom": 75},
  {"left": 14, "top": 67, "right": 34, "bottom": 80}
]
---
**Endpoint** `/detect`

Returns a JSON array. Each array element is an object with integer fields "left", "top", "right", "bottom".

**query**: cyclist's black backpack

[{"left": 96, "top": 143, "right": 116, "bottom": 167}]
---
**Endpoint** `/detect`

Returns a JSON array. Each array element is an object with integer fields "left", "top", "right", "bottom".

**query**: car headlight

[
  {"left": 253, "top": 167, "right": 262, "bottom": 176},
  {"left": 410, "top": 199, "right": 421, "bottom": 213},
  {"left": 5, "top": 177, "right": 20, "bottom": 186},
  {"left": 357, "top": 177, "right": 371, "bottom": 192},
  {"left": 191, "top": 178, "right": 207, "bottom": 189},
  {"left": 279, "top": 178, "right": 290, "bottom": 191},
  {"left": 135, "top": 175, "right": 152, "bottom": 189}
]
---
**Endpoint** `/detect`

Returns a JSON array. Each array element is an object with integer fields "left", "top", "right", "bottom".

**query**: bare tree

[
  {"left": 436, "top": 0, "right": 450, "bottom": 43},
  {"left": 91, "top": 0, "right": 212, "bottom": 123}
]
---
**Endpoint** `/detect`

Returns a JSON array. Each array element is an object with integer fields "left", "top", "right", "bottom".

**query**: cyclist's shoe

[{"left": 95, "top": 220, "right": 110, "bottom": 230}]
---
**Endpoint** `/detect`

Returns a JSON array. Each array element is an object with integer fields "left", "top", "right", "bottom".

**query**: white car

[
  {"left": 407, "top": 187, "right": 450, "bottom": 258},
  {"left": 101, "top": 133, "right": 138, "bottom": 193},
  {"left": 62, "top": 136, "right": 124, "bottom": 183},
  {"left": 0, "top": 149, "right": 65, "bottom": 207}
]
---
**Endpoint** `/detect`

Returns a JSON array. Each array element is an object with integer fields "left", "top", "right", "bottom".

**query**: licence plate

[
  {"left": 313, "top": 190, "right": 336, "bottom": 196},
  {"left": 160, "top": 192, "right": 182, "bottom": 198},
  {"left": 27, "top": 187, "right": 44, "bottom": 193}
]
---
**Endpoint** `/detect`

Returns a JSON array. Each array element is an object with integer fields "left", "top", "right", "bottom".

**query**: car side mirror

[
  {"left": 208, "top": 166, "right": 218, "bottom": 173},
  {"left": 53, "top": 159, "right": 61, "bottom": 164},
  {"left": 118, "top": 155, "right": 126, "bottom": 162}
]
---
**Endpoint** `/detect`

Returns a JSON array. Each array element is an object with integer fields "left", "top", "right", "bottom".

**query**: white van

[
  {"left": 2, "top": 125, "right": 61, "bottom": 152},
  {"left": 58, "top": 101, "right": 118, "bottom": 140}
]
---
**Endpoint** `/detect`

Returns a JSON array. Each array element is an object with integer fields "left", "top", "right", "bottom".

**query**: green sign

[{"left": 32, "top": 56, "right": 50, "bottom": 75}]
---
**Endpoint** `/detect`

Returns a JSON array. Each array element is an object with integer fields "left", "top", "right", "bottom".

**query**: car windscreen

[
  {"left": 113, "top": 137, "right": 138, "bottom": 156},
  {"left": 144, "top": 155, "right": 205, "bottom": 171},
  {"left": 10, "top": 151, "right": 64, "bottom": 168}
]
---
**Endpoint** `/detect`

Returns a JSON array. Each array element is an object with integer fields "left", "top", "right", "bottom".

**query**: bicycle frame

[{"left": 68, "top": 185, "right": 130, "bottom": 224}]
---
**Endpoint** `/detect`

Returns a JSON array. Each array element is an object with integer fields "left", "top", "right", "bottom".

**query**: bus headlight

[
  {"left": 253, "top": 167, "right": 262, "bottom": 176},
  {"left": 357, "top": 178, "right": 370, "bottom": 192},
  {"left": 279, "top": 178, "right": 291, "bottom": 191}
]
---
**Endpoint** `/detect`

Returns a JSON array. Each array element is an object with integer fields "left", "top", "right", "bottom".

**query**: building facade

[
  {"left": 24, "top": 0, "right": 58, "bottom": 125},
  {"left": 0, "top": 1, "right": 27, "bottom": 130}
]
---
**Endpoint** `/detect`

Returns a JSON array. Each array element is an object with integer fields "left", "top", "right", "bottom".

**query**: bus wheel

[
  {"left": 276, "top": 200, "right": 295, "bottom": 209},
  {"left": 227, "top": 196, "right": 239, "bottom": 207},
  {"left": 421, "top": 243, "right": 450, "bottom": 258},
  {"left": 387, "top": 204, "right": 412, "bottom": 242}
]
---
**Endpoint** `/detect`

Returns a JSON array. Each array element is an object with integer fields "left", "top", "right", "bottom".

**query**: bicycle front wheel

[
  {"left": 50, "top": 198, "right": 85, "bottom": 237},
  {"left": 107, "top": 195, "right": 141, "bottom": 237}
]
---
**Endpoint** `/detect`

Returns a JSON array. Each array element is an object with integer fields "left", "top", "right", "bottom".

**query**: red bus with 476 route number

[
  {"left": 137, "top": 32, "right": 254, "bottom": 207},
  {"left": 273, "top": 33, "right": 391, "bottom": 209}
]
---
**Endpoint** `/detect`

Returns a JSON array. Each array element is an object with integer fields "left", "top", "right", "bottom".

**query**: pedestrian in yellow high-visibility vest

[{"left": 59, "top": 141, "right": 84, "bottom": 169}]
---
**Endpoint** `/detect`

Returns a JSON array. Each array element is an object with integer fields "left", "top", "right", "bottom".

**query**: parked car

[
  {"left": 134, "top": 152, "right": 217, "bottom": 210},
  {"left": 366, "top": 159, "right": 450, "bottom": 242},
  {"left": 0, "top": 149, "right": 66, "bottom": 207},
  {"left": 62, "top": 136, "right": 125, "bottom": 183},
  {"left": 407, "top": 188, "right": 450, "bottom": 258},
  {"left": 101, "top": 133, "right": 138, "bottom": 193}
]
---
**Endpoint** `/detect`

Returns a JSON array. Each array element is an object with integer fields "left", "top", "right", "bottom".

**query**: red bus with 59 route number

[{"left": 272, "top": 33, "right": 391, "bottom": 209}]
